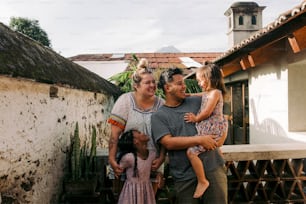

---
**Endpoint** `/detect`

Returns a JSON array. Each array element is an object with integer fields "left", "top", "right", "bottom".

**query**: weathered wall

[{"left": 0, "top": 75, "right": 114, "bottom": 203}]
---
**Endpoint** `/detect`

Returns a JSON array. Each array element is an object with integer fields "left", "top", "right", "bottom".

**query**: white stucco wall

[
  {"left": 249, "top": 62, "right": 291, "bottom": 144},
  {"left": 73, "top": 60, "right": 128, "bottom": 81},
  {"left": 0, "top": 76, "right": 114, "bottom": 203},
  {"left": 248, "top": 54, "right": 306, "bottom": 144}
]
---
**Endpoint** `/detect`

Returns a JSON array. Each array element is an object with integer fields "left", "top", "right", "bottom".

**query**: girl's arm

[
  {"left": 119, "top": 153, "right": 133, "bottom": 169},
  {"left": 184, "top": 90, "right": 220, "bottom": 123},
  {"left": 151, "top": 145, "right": 166, "bottom": 171},
  {"left": 186, "top": 92, "right": 203, "bottom": 97}
]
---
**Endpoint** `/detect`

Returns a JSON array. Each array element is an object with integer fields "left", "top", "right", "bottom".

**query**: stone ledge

[{"left": 221, "top": 143, "right": 306, "bottom": 161}]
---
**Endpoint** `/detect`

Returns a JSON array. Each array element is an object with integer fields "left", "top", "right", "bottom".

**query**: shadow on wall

[
  {"left": 250, "top": 99, "right": 295, "bottom": 144},
  {"left": 251, "top": 118, "right": 295, "bottom": 144}
]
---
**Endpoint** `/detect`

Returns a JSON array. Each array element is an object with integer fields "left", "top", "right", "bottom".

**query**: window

[
  {"left": 252, "top": 15, "right": 257, "bottom": 25},
  {"left": 239, "top": 16, "right": 244, "bottom": 25}
]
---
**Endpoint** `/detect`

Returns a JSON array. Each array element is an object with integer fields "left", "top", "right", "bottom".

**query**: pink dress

[
  {"left": 189, "top": 90, "right": 228, "bottom": 154},
  {"left": 117, "top": 150, "right": 156, "bottom": 204}
]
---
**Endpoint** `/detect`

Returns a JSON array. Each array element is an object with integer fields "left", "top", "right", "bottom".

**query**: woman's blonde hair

[{"left": 132, "top": 58, "right": 153, "bottom": 90}]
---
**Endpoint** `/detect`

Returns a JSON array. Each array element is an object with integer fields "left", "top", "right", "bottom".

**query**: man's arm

[{"left": 160, "top": 134, "right": 217, "bottom": 150}]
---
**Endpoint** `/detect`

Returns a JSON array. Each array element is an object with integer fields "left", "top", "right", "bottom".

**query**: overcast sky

[{"left": 0, "top": 0, "right": 303, "bottom": 57}]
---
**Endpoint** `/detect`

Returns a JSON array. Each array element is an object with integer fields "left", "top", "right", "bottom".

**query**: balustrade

[{"left": 221, "top": 143, "right": 306, "bottom": 203}]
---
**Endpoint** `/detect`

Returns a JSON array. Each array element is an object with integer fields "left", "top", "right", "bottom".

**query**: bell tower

[{"left": 224, "top": 2, "right": 265, "bottom": 47}]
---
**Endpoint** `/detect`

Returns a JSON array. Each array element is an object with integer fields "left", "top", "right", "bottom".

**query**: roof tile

[{"left": 69, "top": 52, "right": 222, "bottom": 71}]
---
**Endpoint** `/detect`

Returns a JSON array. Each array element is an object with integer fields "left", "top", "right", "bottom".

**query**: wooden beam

[
  {"left": 291, "top": 26, "right": 306, "bottom": 51},
  {"left": 221, "top": 61, "right": 241, "bottom": 77},
  {"left": 248, "top": 54, "right": 255, "bottom": 67},
  {"left": 240, "top": 59, "right": 247, "bottom": 70},
  {"left": 288, "top": 34, "right": 301, "bottom": 53},
  {"left": 240, "top": 55, "right": 254, "bottom": 70}
]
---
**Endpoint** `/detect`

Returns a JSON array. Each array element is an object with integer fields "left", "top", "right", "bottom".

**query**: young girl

[
  {"left": 184, "top": 62, "right": 228, "bottom": 198},
  {"left": 117, "top": 129, "right": 158, "bottom": 204}
]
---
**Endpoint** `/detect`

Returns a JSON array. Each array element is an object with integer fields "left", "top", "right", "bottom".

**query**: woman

[{"left": 108, "top": 58, "right": 165, "bottom": 196}]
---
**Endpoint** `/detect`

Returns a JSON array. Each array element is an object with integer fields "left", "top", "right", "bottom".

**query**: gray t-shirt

[{"left": 151, "top": 96, "right": 225, "bottom": 182}]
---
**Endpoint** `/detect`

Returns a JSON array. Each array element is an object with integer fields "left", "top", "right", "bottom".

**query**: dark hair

[
  {"left": 117, "top": 130, "right": 138, "bottom": 177},
  {"left": 158, "top": 68, "right": 183, "bottom": 92}
]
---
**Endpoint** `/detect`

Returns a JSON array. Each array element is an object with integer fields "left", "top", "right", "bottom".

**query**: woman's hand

[{"left": 109, "top": 160, "right": 123, "bottom": 178}]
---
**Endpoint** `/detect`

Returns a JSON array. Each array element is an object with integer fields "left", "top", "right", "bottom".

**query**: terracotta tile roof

[{"left": 69, "top": 52, "right": 222, "bottom": 69}]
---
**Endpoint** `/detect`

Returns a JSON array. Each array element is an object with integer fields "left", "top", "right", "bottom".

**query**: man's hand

[{"left": 198, "top": 135, "right": 217, "bottom": 150}]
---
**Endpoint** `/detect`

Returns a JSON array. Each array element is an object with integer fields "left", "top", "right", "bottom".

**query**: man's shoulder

[{"left": 185, "top": 95, "right": 202, "bottom": 103}]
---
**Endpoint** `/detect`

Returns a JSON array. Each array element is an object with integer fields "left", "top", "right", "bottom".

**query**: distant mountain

[{"left": 156, "top": 45, "right": 181, "bottom": 53}]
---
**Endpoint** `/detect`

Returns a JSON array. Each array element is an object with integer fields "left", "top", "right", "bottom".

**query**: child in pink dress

[
  {"left": 184, "top": 63, "right": 228, "bottom": 198},
  {"left": 117, "top": 129, "right": 157, "bottom": 204}
]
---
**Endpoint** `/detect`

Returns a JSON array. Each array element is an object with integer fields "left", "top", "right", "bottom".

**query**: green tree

[
  {"left": 108, "top": 54, "right": 138, "bottom": 93},
  {"left": 185, "top": 78, "right": 201, "bottom": 93},
  {"left": 9, "top": 17, "right": 51, "bottom": 47}
]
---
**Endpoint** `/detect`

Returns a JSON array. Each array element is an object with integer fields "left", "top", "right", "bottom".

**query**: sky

[{"left": 0, "top": 0, "right": 303, "bottom": 57}]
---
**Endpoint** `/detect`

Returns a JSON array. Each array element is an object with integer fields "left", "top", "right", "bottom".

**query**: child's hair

[
  {"left": 197, "top": 62, "right": 227, "bottom": 97},
  {"left": 117, "top": 130, "right": 138, "bottom": 177},
  {"left": 131, "top": 58, "right": 152, "bottom": 90}
]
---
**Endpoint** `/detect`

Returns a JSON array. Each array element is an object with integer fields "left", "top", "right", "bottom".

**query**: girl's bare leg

[{"left": 187, "top": 149, "right": 209, "bottom": 198}]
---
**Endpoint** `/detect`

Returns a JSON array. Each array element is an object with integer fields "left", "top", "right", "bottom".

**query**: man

[{"left": 151, "top": 68, "right": 227, "bottom": 204}]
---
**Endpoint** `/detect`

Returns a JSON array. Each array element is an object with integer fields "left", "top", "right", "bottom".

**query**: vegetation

[
  {"left": 108, "top": 54, "right": 138, "bottom": 93},
  {"left": 109, "top": 54, "right": 200, "bottom": 97},
  {"left": 185, "top": 78, "right": 201, "bottom": 93},
  {"left": 68, "top": 122, "right": 97, "bottom": 181},
  {"left": 9, "top": 17, "right": 51, "bottom": 47}
]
